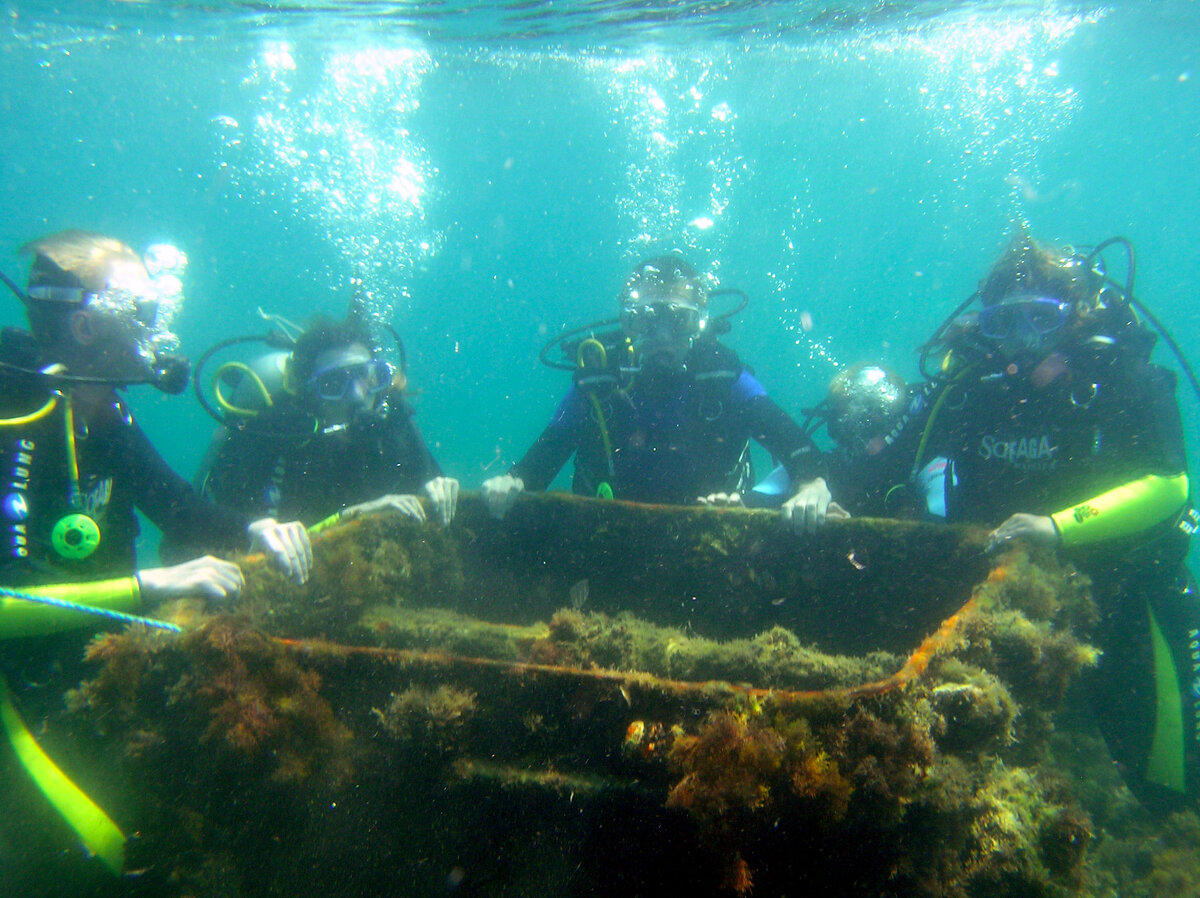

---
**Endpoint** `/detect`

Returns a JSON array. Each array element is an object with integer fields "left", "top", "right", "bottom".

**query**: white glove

[
  {"left": 423, "top": 476, "right": 460, "bottom": 526},
  {"left": 137, "top": 555, "right": 245, "bottom": 605},
  {"left": 342, "top": 494, "right": 427, "bottom": 523},
  {"left": 985, "top": 513, "right": 1059, "bottom": 553},
  {"left": 482, "top": 474, "right": 525, "bottom": 520},
  {"left": 697, "top": 492, "right": 745, "bottom": 507},
  {"left": 247, "top": 517, "right": 312, "bottom": 583},
  {"left": 780, "top": 477, "right": 850, "bottom": 534}
]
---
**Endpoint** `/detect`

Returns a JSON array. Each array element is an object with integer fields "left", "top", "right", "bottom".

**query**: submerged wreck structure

[{"left": 9, "top": 494, "right": 1199, "bottom": 896}]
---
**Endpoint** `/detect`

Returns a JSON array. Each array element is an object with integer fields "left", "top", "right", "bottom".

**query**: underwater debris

[
  {"left": 71, "top": 616, "right": 353, "bottom": 786},
  {"left": 1087, "top": 810, "right": 1200, "bottom": 896},
  {"left": 54, "top": 496, "right": 1136, "bottom": 897},
  {"left": 354, "top": 604, "right": 544, "bottom": 659},
  {"left": 667, "top": 709, "right": 787, "bottom": 827},
  {"left": 964, "top": 761, "right": 1091, "bottom": 892},
  {"left": 191, "top": 619, "right": 353, "bottom": 783},
  {"left": 929, "top": 670, "right": 1017, "bottom": 753},
  {"left": 722, "top": 853, "right": 753, "bottom": 894},
  {"left": 623, "top": 719, "right": 683, "bottom": 761},
  {"left": 238, "top": 512, "right": 467, "bottom": 637},
  {"left": 526, "top": 608, "right": 902, "bottom": 693},
  {"left": 893, "top": 753, "right": 1093, "bottom": 897},
  {"left": 451, "top": 758, "right": 624, "bottom": 796}
]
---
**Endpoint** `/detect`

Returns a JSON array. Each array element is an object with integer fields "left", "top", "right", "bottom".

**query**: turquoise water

[
  {"left": 3, "top": 0, "right": 1197, "bottom": 527},
  {"left": 3, "top": 3, "right": 1200, "bottom": 893}
]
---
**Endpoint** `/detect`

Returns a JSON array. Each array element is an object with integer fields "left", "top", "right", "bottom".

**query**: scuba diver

[
  {"left": 482, "top": 254, "right": 835, "bottom": 533},
  {"left": 915, "top": 234, "right": 1199, "bottom": 813},
  {"left": 0, "top": 231, "right": 310, "bottom": 876},
  {"left": 0, "top": 230, "right": 311, "bottom": 622},
  {"left": 822, "top": 364, "right": 943, "bottom": 516},
  {"left": 189, "top": 312, "right": 458, "bottom": 532},
  {"left": 744, "top": 363, "right": 939, "bottom": 516}
]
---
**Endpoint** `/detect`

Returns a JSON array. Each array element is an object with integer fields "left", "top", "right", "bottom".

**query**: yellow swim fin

[{"left": 0, "top": 674, "right": 125, "bottom": 875}]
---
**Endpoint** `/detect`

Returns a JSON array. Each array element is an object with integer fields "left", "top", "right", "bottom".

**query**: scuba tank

[{"left": 212, "top": 349, "right": 292, "bottom": 419}]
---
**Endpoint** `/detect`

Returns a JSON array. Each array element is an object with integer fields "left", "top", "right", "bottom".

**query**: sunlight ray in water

[
  {"left": 587, "top": 52, "right": 743, "bottom": 273},
  {"left": 215, "top": 42, "right": 442, "bottom": 323}
]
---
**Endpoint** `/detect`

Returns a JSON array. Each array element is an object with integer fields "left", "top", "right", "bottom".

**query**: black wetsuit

[
  {"left": 925, "top": 335, "right": 1199, "bottom": 811},
  {"left": 511, "top": 340, "right": 823, "bottom": 504},
  {"left": 196, "top": 393, "right": 442, "bottom": 527},
  {"left": 0, "top": 327, "right": 248, "bottom": 587}
]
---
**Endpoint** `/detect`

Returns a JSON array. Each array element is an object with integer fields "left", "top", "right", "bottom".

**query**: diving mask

[
  {"left": 978, "top": 294, "right": 1072, "bottom": 343},
  {"left": 620, "top": 301, "right": 705, "bottom": 340},
  {"left": 308, "top": 358, "right": 395, "bottom": 402},
  {"left": 827, "top": 365, "right": 907, "bottom": 451}
]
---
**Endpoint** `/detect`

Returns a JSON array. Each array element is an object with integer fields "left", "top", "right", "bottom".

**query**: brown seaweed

[{"left": 37, "top": 494, "right": 1186, "bottom": 896}]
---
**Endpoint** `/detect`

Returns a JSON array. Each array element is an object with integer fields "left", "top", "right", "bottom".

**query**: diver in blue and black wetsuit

[
  {"left": 916, "top": 235, "right": 1200, "bottom": 813},
  {"left": 483, "top": 255, "right": 837, "bottom": 533}
]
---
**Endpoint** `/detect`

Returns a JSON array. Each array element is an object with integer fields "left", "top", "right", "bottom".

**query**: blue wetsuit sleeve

[
  {"left": 509, "top": 387, "right": 587, "bottom": 491},
  {"left": 731, "top": 370, "right": 768, "bottom": 403},
  {"left": 746, "top": 463, "right": 791, "bottom": 508}
]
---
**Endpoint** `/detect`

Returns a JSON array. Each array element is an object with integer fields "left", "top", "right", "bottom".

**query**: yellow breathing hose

[
  {"left": 0, "top": 393, "right": 59, "bottom": 427},
  {"left": 213, "top": 360, "right": 274, "bottom": 418},
  {"left": 577, "top": 338, "right": 615, "bottom": 474},
  {"left": 0, "top": 380, "right": 126, "bottom": 873}
]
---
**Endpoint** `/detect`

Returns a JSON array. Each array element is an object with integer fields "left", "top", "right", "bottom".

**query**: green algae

[
  {"left": 528, "top": 608, "right": 901, "bottom": 691},
  {"left": 44, "top": 494, "right": 1190, "bottom": 897},
  {"left": 373, "top": 684, "right": 479, "bottom": 753}
]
